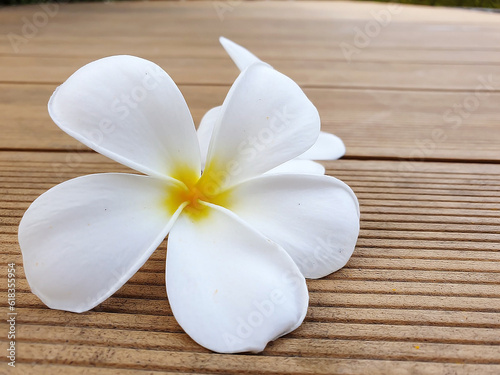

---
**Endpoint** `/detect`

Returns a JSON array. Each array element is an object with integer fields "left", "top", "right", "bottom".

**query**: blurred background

[{"left": 1, "top": 0, "right": 499, "bottom": 10}]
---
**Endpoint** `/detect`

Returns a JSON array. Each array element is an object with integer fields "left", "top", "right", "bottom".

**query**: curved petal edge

[
  {"left": 19, "top": 173, "right": 184, "bottom": 313},
  {"left": 166, "top": 203, "right": 309, "bottom": 353}
]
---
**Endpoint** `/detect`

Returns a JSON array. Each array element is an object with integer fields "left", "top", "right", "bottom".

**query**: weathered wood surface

[{"left": 1, "top": 1, "right": 500, "bottom": 374}]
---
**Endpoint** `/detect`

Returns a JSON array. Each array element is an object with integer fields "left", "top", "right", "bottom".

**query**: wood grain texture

[
  {"left": 2, "top": 153, "right": 500, "bottom": 373},
  {"left": 1, "top": 1, "right": 500, "bottom": 374}
]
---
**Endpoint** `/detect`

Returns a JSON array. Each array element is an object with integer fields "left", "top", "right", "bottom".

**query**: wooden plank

[
  {"left": 8, "top": 276, "right": 500, "bottom": 298},
  {"left": 10, "top": 364, "right": 185, "bottom": 375},
  {"left": 6, "top": 279, "right": 500, "bottom": 312},
  {"left": 1, "top": 2, "right": 500, "bottom": 58},
  {"left": 3, "top": 55, "right": 500, "bottom": 92},
  {"left": 12, "top": 305, "right": 500, "bottom": 330},
  {"left": 3, "top": 252, "right": 500, "bottom": 278},
  {"left": 2, "top": 84, "right": 500, "bottom": 161},
  {"left": 9, "top": 308, "right": 500, "bottom": 344},
  {"left": 7, "top": 288, "right": 500, "bottom": 314},
  {"left": 10, "top": 323, "right": 500, "bottom": 362},
  {"left": 12, "top": 342, "right": 500, "bottom": 374}
]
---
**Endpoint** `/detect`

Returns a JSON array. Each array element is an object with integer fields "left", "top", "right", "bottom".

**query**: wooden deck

[{"left": 1, "top": 1, "right": 500, "bottom": 374}]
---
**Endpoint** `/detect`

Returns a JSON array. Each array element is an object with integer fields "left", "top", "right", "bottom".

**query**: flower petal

[
  {"left": 298, "top": 131, "right": 346, "bottom": 160},
  {"left": 198, "top": 107, "right": 324, "bottom": 175},
  {"left": 218, "top": 174, "right": 360, "bottom": 278},
  {"left": 202, "top": 63, "right": 320, "bottom": 192},
  {"left": 166, "top": 204, "right": 309, "bottom": 353},
  {"left": 19, "top": 173, "right": 184, "bottom": 313},
  {"left": 199, "top": 107, "right": 343, "bottom": 168},
  {"left": 48, "top": 56, "right": 201, "bottom": 180},
  {"left": 265, "top": 160, "right": 325, "bottom": 175},
  {"left": 218, "top": 38, "right": 346, "bottom": 162},
  {"left": 197, "top": 106, "right": 221, "bottom": 169},
  {"left": 219, "top": 37, "right": 267, "bottom": 71}
]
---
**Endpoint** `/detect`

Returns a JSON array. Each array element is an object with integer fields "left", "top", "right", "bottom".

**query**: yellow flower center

[{"left": 164, "top": 165, "right": 230, "bottom": 220}]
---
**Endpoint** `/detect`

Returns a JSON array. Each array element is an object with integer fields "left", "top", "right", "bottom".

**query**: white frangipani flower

[
  {"left": 18, "top": 52, "right": 360, "bottom": 353},
  {"left": 197, "top": 37, "right": 347, "bottom": 175}
]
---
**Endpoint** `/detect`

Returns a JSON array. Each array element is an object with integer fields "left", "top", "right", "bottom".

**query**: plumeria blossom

[
  {"left": 18, "top": 49, "right": 360, "bottom": 353},
  {"left": 197, "top": 37, "right": 347, "bottom": 175}
]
